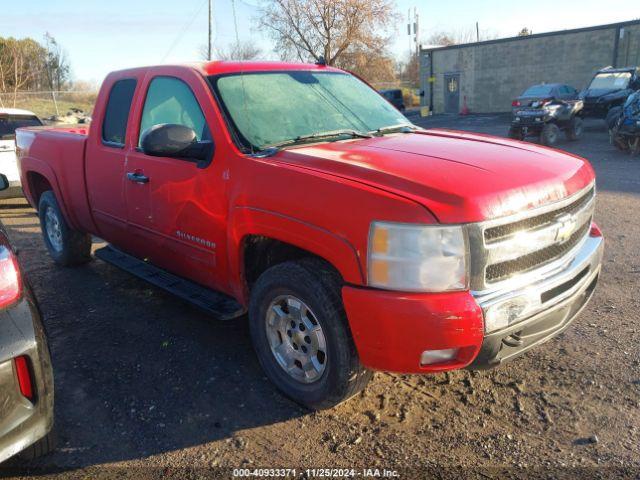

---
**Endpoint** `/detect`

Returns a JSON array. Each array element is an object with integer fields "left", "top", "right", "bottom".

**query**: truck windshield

[
  {"left": 211, "top": 71, "right": 410, "bottom": 151},
  {"left": 589, "top": 72, "right": 631, "bottom": 90},
  {"left": 0, "top": 115, "right": 42, "bottom": 140}
]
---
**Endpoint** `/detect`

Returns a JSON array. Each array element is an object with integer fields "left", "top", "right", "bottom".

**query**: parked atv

[
  {"left": 610, "top": 90, "right": 640, "bottom": 155},
  {"left": 580, "top": 66, "right": 640, "bottom": 123},
  {"left": 509, "top": 83, "right": 584, "bottom": 146}
]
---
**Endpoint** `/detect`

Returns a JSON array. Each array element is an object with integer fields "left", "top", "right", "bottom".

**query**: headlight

[{"left": 368, "top": 222, "right": 468, "bottom": 292}]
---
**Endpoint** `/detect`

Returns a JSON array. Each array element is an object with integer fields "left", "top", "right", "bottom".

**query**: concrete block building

[{"left": 419, "top": 20, "right": 640, "bottom": 114}]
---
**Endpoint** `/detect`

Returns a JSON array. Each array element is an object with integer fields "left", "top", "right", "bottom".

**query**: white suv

[{"left": 0, "top": 109, "right": 42, "bottom": 198}]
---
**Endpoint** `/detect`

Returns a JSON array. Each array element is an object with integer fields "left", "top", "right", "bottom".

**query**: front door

[
  {"left": 444, "top": 73, "right": 460, "bottom": 114},
  {"left": 124, "top": 74, "right": 227, "bottom": 290}
]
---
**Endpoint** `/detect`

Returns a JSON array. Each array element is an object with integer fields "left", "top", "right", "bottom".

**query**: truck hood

[{"left": 275, "top": 129, "right": 595, "bottom": 223}]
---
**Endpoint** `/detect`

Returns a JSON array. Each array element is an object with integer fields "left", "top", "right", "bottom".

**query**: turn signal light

[{"left": 511, "top": 100, "right": 521, "bottom": 107}]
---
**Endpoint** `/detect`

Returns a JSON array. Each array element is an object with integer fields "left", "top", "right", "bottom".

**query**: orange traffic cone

[{"left": 461, "top": 96, "right": 470, "bottom": 115}]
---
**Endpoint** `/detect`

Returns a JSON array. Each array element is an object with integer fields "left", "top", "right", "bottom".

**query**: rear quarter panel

[{"left": 17, "top": 126, "right": 95, "bottom": 233}]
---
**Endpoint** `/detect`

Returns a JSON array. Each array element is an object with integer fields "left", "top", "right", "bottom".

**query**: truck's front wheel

[
  {"left": 38, "top": 191, "right": 92, "bottom": 266},
  {"left": 249, "top": 259, "right": 372, "bottom": 410}
]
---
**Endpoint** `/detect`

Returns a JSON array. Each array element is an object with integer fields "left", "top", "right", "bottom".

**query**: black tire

[
  {"left": 38, "top": 191, "right": 92, "bottom": 266},
  {"left": 249, "top": 258, "right": 372, "bottom": 410},
  {"left": 605, "top": 106, "right": 623, "bottom": 130},
  {"left": 19, "top": 430, "right": 55, "bottom": 461},
  {"left": 566, "top": 116, "right": 583, "bottom": 141},
  {"left": 540, "top": 123, "right": 561, "bottom": 146},
  {"left": 508, "top": 126, "right": 524, "bottom": 140}
]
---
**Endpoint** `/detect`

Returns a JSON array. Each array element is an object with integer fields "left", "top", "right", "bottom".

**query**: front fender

[{"left": 227, "top": 206, "right": 365, "bottom": 303}]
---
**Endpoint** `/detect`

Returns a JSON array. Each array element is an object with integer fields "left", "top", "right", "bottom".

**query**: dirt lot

[{"left": 2, "top": 115, "right": 639, "bottom": 479}]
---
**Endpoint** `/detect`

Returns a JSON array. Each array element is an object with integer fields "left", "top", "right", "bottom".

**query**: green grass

[{"left": 1, "top": 93, "right": 96, "bottom": 120}]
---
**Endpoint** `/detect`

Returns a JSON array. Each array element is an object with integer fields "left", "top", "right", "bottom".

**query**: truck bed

[{"left": 16, "top": 124, "right": 95, "bottom": 233}]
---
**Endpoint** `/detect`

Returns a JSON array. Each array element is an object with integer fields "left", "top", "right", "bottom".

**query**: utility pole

[
  {"left": 407, "top": 8, "right": 419, "bottom": 55},
  {"left": 476, "top": 22, "right": 480, "bottom": 42},
  {"left": 207, "top": 0, "right": 212, "bottom": 61}
]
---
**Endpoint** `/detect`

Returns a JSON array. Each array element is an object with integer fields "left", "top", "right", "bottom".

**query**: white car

[{"left": 0, "top": 108, "right": 43, "bottom": 198}]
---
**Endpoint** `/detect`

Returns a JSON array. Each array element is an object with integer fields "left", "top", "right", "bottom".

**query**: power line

[{"left": 161, "top": 0, "right": 208, "bottom": 63}]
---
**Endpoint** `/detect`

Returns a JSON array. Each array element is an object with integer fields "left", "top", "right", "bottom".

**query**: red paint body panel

[
  {"left": 16, "top": 61, "right": 598, "bottom": 375},
  {"left": 342, "top": 287, "right": 484, "bottom": 373},
  {"left": 276, "top": 129, "right": 594, "bottom": 223}
]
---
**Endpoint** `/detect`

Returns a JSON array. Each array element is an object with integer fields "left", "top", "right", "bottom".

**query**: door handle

[{"left": 126, "top": 172, "right": 149, "bottom": 184}]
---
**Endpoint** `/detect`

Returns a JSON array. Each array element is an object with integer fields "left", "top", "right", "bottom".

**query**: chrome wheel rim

[
  {"left": 265, "top": 295, "right": 327, "bottom": 384},
  {"left": 44, "top": 207, "right": 63, "bottom": 252}
]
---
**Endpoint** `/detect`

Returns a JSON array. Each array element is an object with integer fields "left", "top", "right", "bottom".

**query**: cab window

[
  {"left": 138, "top": 77, "right": 210, "bottom": 146},
  {"left": 102, "top": 78, "right": 137, "bottom": 146}
]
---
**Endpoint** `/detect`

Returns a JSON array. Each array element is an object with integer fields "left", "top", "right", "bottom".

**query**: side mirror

[
  {"left": 0, "top": 174, "right": 9, "bottom": 191},
  {"left": 140, "top": 124, "right": 213, "bottom": 165}
]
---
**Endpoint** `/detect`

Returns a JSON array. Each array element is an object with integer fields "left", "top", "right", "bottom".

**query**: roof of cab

[
  {"left": 108, "top": 61, "right": 344, "bottom": 79},
  {"left": 197, "top": 60, "right": 343, "bottom": 76}
]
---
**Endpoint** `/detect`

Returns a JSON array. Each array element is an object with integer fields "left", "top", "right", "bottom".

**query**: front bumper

[
  {"left": 512, "top": 110, "right": 549, "bottom": 127},
  {"left": 470, "top": 232, "right": 603, "bottom": 368},
  {"left": 342, "top": 229, "right": 603, "bottom": 374},
  {"left": 0, "top": 293, "right": 54, "bottom": 464}
]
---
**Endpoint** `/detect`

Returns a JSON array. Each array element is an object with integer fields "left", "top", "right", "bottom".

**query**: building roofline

[{"left": 420, "top": 18, "right": 640, "bottom": 53}]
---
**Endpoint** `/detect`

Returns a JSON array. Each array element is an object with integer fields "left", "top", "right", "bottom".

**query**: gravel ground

[{"left": 1, "top": 114, "right": 639, "bottom": 479}]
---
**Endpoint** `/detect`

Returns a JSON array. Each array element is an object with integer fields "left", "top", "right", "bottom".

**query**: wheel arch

[{"left": 228, "top": 207, "right": 365, "bottom": 304}]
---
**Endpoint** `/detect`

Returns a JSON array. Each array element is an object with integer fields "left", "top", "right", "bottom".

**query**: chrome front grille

[
  {"left": 483, "top": 186, "right": 595, "bottom": 243},
  {"left": 469, "top": 184, "right": 596, "bottom": 292},
  {"left": 485, "top": 221, "right": 590, "bottom": 283}
]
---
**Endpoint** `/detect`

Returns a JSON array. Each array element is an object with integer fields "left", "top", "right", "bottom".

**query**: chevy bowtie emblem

[{"left": 555, "top": 213, "right": 576, "bottom": 243}]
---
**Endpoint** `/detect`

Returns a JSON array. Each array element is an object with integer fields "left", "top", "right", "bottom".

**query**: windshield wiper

[
  {"left": 256, "top": 129, "right": 373, "bottom": 156},
  {"left": 372, "top": 124, "right": 417, "bottom": 135}
]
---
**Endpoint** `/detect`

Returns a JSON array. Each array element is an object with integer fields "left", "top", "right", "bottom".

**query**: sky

[{"left": 0, "top": 0, "right": 638, "bottom": 86}]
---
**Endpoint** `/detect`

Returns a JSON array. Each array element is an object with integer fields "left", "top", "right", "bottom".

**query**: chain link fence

[{"left": 0, "top": 91, "right": 97, "bottom": 122}]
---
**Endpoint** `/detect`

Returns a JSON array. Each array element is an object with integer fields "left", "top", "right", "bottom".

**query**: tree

[
  {"left": 398, "top": 50, "right": 419, "bottom": 86},
  {"left": 0, "top": 37, "right": 46, "bottom": 106},
  {"left": 200, "top": 40, "right": 263, "bottom": 61},
  {"left": 518, "top": 27, "right": 532, "bottom": 36},
  {"left": 257, "top": 0, "right": 398, "bottom": 69},
  {"left": 336, "top": 43, "right": 396, "bottom": 84},
  {"left": 426, "top": 28, "right": 499, "bottom": 47},
  {"left": 43, "top": 33, "right": 70, "bottom": 91},
  {"left": 426, "top": 32, "right": 456, "bottom": 47}
]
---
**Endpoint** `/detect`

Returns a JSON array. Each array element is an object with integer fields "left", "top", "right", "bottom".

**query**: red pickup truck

[{"left": 17, "top": 62, "right": 603, "bottom": 409}]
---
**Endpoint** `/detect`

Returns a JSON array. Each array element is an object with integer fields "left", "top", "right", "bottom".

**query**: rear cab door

[{"left": 85, "top": 71, "right": 142, "bottom": 245}]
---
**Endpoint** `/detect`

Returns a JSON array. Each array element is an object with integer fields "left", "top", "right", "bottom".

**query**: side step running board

[{"left": 94, "top": 246, "right": 246, "bottom": 320}]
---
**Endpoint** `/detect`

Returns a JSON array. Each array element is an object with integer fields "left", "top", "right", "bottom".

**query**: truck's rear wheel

[
  {"left": 38, "top": 191, "right": 92, "bottom": 266},
  {"left": 249, "top": 259, "right": 372, "bottom": 410}
]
